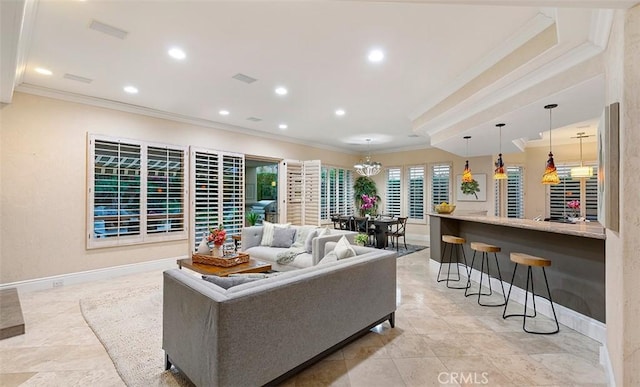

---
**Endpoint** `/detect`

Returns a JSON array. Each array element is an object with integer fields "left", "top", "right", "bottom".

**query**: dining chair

[{"left": 388, "top": 217, "right": 408, "bottom": 250}]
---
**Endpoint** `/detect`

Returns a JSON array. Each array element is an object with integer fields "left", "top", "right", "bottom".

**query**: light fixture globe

[
  {"left": 570, "top": 132, "right": 594, "bottom": 178},
  {"left": 462, "top": 136, "right": 473, "bottom": 182},
  {"left": 354, "top": 139, "right": 382, "bottom": 177},
  {"left": 494, "top": 123, "right": 507, "bottom": 180},
  {"left": 541, "top": 104, "right": 560, "bottom": 185}
]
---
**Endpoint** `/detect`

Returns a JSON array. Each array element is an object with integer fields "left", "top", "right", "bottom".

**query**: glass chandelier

[
  {"left": 354, "top": 139, "right": 382, "bottom": 177},
  {"left": 541, "top": 104, "right": 560, "bottom": 185},
  {"left": 462, "top": 135, "right": 473, "bottom": 183},
  {"left": 570, "top": 132, "right": 593, "bottom": 178},
  {"left": 494, "top": 123, "right": 507, "bottom": 180}
]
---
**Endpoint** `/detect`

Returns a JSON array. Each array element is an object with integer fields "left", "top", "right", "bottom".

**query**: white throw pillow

[
  {"left": 260, "top": 221, "right": 291, "bottom": 246},
  {"left": 333, "top": 235, "right": 356, "bottom": 260},
  {"left": 319, "top": 251, "right": 338, "bottom": 265}
]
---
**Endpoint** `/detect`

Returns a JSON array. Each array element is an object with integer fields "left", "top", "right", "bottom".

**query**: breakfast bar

[{"left": 429, "top": 214, "right": 606, "bottom": 323}]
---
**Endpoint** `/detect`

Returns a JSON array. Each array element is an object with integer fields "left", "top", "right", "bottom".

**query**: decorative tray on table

[{"left": 191, "top": 252, "right": 250, "bottom": 267}]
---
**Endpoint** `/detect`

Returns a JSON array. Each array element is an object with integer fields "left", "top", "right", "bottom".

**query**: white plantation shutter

[
  {"left": 303, "top": 160, "right": 321, "bottom": 225},
  {"left": 408, "top": 166, "right": 425, "bottom": 221},
  {"left": 190, "top": 148, "right": 244, "bottom": 250},
  {"left": 550, "top": 163, "right": 598, "bottom": 220},
  {"left": 494, "top": 166, "right": 524, "bottom": 218},
  {"left": 431, "top": 164, "right": 451, "bottom": 207},
  {"left": 386, "top": 168, "right": 401, "bottom": 216},
  {"left": 88, "top": 135, "right": 188, "bottom": 248},
  {"left": 280, "top": 160, "right": 321, "bottom": 225},
  {"left": 146, "top": 146, "right": 187, "bottom": 234},
  {"left": 321, "top": 166, "right": 353, "bottom": 219},
  {"left": 222, "top": 154, "right": 245, "bottom": 238}
]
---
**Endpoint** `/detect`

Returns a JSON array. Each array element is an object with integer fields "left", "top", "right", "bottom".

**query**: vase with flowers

[
  {"left": 207, "top": 224, "right": 227, "bottom": 257},
  {"left": 567, "top": 200, "right": 580, "bottom": 221},
  {"left": 360, "top": 194, "right": 377, "bottom": 217}
]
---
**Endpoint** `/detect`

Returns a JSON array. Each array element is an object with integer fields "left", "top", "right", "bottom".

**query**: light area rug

[{"left": 80, "top": 281, "right": 192, "bottom": 387}]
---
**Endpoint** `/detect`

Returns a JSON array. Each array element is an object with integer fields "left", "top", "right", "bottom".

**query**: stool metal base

[
  {"left": 503, "top": 264, "right": 560, "bottom": 335},
  {"left": 436, "top": 242, "right": 470, "bottom": 289},
  {"left": 465, "top": 251, "right": 507, "bottom": 307}
]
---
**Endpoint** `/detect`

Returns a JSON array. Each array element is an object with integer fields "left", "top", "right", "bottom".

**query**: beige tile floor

[{"left": 0, "top": 246, "right": 608, "bottom": 386}]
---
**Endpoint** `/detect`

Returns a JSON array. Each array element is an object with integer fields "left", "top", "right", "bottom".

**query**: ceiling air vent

[
  {"left": 63, "top": 73, "right": 93, "bottom": 84},
  {"left": 246, "top": 117, "right": 262, "bottom": 122},
  {"left": 89, "top": 19, "right": 128, "bottom": 39},
  {"left": 232, "top": 73, "right": 258, "bottom": 84}
]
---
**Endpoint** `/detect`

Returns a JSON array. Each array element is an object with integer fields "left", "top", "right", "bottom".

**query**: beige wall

[
  {"left": 0, "top": 92, "right": 358, "bottom": 283},
  {"left": 604, "top": 6, "right": 640, "bottom": 386}
]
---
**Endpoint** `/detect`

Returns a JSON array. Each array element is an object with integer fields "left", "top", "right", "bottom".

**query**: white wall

[{"left": 0, "top": 92, "right": 358, "bottom": 283}]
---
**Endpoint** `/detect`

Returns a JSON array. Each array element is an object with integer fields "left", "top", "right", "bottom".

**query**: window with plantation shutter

[
  {"left": 430, "top": 163, "right": 451, "bottom": 207},
  {"left": 88, "top": 135, "right": 188, "bottom": 248},
  {"left": 190, "top": 148, "right": 244, "bottom": 250},
  {"left": 408, "top": 166, "right": 425, "bottom": 221},
  {"left": 549, "top": 163, "right": 598, "bottom": 220},
  {"left": 386, "top": 168, "right": 401, "bottom": 217},
  {"left": 494, "top": 166, "right": 524, "bottom": 218},
  {"left": 321, "top": 165, "right": 353, "bottom": 220}
]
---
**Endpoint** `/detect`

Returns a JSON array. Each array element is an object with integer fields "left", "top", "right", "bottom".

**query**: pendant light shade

[
  {"left": 541, "top": 104, "right": 560, "bottom": 185},
  {"left": 462, "top": 136, "right": 473, "bottom": 183},
  {"left": 494, "top": 123, "right": 507, "bottom": 180},
  {"left": 570, "top": 132, "right": 593, "bottom": 178},
  {"left": 354, "top": 139, "right": 382, "bottom": 177}
]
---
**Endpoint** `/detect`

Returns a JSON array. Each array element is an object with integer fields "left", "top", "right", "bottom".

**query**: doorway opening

[{"left": 245, "top": 157, "right": 280, "bottom": 225}]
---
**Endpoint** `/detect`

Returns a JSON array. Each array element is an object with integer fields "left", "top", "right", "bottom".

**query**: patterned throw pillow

[
  {"left": 271, "top": 227, "right": 297, "bottom": 248},
  {"left": 333, "top": 235, "right": 357, "bottom": 260}
]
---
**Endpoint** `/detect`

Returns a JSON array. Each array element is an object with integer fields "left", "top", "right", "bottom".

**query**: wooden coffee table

[{"left": 177, "top": 257, "right": 272, "bottom": 277}]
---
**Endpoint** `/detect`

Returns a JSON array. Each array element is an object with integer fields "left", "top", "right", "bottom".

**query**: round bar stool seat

[
  {"left": 465, "top": 242, "right": 506, "bottom": 306},
  {"left": 503, "top": 252, "right": 559, "bottom": 335},
  {"left": 436, "top": 235, "right": 470, "bottom": 289}
]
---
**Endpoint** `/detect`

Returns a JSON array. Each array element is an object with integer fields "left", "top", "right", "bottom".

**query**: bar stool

[
  {"left": 465, "top": 242, "right": 506, "bottom": 307},
  {"left": 436, "top": 235, "right": 470, "bottom": 289},
  {"left": 503, "top": 252, "right": 560, "bottom": 335}
]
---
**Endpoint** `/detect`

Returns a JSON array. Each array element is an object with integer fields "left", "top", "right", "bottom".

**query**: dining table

[{"left": 335, "top": 215, "right": 400, "bottom": 249}]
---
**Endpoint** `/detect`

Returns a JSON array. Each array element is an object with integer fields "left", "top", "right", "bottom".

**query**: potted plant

[
  {"left": 354, "top": 233, "right": 369, "bottom": 246},
  {"left": 246, "top": 211, "right": 259, "bottom": 226}
]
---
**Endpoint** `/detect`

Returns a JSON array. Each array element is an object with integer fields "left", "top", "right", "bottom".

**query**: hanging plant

[{"left": 461, "top": 179, "right": 480, "bottom": 199}]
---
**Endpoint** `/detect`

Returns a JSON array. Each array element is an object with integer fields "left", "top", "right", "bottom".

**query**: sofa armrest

[{"left": 241, "top": 226, "right": 263, "bottom": 250}]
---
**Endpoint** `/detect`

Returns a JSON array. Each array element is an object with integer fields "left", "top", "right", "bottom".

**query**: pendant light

[
  {"left": 570, "top": 132, "right": 594, "bottom": 178},
  {"left": 462, "top": 135, "right": 473, "bottom": 183},
  {"left": 354, "top": 138, "right": 382, "bottom": 177},
  {"left": 494, "top": 123, "right": 507, "bottom": 180},
  {"left": 541, "top": 104, "right": 560, "bottom": 185}
]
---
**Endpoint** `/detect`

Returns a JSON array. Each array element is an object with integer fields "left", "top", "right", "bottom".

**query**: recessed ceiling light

[
  {"left": 219, "top": 110, "right": 230, "bottom": 116},
  {"left": 368, "top": 49, "right": 385, "bottom": 63},
  {"left": 123, "top": 85, "right": 138, "bottom": 94},
  {"left": 168, "top": 47, "right": 186, "bottom": 60},
  {"left": 279, "top": 124, "right": 288, "bottom": 130},
  {"left": 335, "top": 109, "right": 346, "bottom": 116},
  {"left": 35, "top": 67, "right": 52, "bottom": 75},
  {"left": 275, "top": 87, "right": 288, "bottom": 96}
]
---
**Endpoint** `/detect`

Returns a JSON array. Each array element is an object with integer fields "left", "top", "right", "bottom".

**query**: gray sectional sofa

[
  {"left": 241, "top": 225, "right": 357, "bottom": 271},
  {"left": 162, "top": 244, "right": 397, "bottom": 386}
]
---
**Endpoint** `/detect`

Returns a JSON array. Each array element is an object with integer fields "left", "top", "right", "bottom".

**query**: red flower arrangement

[{"left": 207, "top": 224, "right": 227, "bottom": 246}]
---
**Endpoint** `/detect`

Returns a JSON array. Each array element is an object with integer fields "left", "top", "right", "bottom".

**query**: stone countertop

[{"left": 428, "top": 213, "right": 606, "bottom": 240}]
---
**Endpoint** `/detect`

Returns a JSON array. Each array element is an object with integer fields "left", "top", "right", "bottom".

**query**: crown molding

[
  {"left": 408, "top": 12, "right": 555, "bottom": 121},
  {"left": 15, "top": 84, "right": 358, "bottom": 155}
]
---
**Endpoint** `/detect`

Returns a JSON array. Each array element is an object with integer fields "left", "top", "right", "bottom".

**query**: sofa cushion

[
  {"left": 271, "top": 227, "right": 296, "bottom": 248},
  {"left": 260, "top": 221, "right": 291, "bottom": 246},
  {"left": 201, "top": 275, "right": 261, "bottom": 289},
  {"left": 319, "top": 251, "right": 339, "bottom": 264},
  {"left": 333, "top": 235, "right": 356, "bottom": 260},
  {"left": 294, "top": 225, "right": 318, "bottom": 248},
  {"left": 304, "top": 229, "right": 318, "bottom": 252}
]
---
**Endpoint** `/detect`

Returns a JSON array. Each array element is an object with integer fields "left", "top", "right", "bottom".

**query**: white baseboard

[
  {"left": 600, "top": 343, "right": 616, "bottom": 387},
  {"left": 430, "top": 259, "right": 607, "bottom": 344},
  {"left": 0, "top": 256, "right": 187, "bottom": 293}
]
